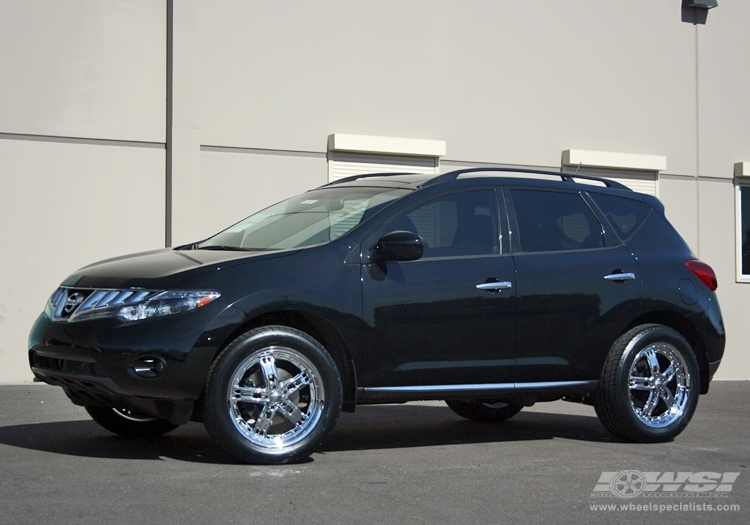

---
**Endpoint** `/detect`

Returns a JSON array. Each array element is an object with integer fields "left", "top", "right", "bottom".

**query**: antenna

[{"left": 573, "top": 162, "right": 582, "bottom": 175}]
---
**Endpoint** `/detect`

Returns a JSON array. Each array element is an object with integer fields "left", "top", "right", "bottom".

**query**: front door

[{"left": 360, "top": 189, "right": 516, "bottom": 389}]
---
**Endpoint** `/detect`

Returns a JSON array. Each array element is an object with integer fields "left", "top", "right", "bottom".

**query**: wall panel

[
  {"left": 0, "top": 0, "right": 166, "bottom": 143},
  {"left": 0, "top": 139, "right": 165, "bottom": 382}
]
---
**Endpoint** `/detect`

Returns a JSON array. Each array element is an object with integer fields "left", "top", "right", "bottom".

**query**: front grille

[{"left": 47, "top": 287, "right": 159, "bottom": 321}]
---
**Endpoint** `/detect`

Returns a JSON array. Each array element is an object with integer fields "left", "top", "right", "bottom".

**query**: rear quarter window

[{"left": 589, "top": 193, "right": 652, "bottom": 241}]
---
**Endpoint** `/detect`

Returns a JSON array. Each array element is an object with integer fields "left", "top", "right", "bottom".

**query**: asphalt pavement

[{"left": 0, "top": 381, "right": 747, "bottom": 525}]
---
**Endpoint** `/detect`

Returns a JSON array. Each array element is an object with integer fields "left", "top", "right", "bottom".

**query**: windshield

[{"left": 198, "top": 186, "right": 409, "bottom": 251}]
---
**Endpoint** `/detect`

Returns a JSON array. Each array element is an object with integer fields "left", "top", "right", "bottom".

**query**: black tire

[
  {"left": 85, "top": 406, "right": 179, "bottom": 439},
  {"left": 203, "top": 326, "right": 343, "bottom": 464},
  {"left": 446, "top": 399, "right": 523, "bottom": 423},
  {"left": 593, "top": 324, "right": 700, "bottom": 443}
]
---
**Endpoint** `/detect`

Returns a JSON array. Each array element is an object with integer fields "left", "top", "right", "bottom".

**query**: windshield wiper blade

[{"left": 196, "top": 245, "right": 246, "bottom": 251}]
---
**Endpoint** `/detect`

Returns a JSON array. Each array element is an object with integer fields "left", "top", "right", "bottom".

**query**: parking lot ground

[{"left": 0, "top": 381, "right": 747, "bottom": 525}]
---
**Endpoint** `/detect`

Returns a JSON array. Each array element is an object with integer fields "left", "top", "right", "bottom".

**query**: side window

[
  {"left": 511, "top": 189, "right": 604, "bottom": 253},
  {"left": 390, "top": 191, "right": 500, "bottom": 257},
  {"left": 590, "top": 192, "right": 651, "bottom": 241},
  {"left": 739, "top": 186, "right": 750, "bottom": 279}
]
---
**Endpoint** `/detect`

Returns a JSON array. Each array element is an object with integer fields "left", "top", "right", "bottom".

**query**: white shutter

[
  {"left": 328, "top": 151, "right": 439, "bottom": 182},
  {"left": 606, "top": 174, "right": 658, "bottom": 196},
  {"left": 571, "top": 167, "right": 658, "bottom": 197}
]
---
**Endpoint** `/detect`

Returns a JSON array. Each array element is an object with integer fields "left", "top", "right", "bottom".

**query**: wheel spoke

[
  {"left": 232, "top": 384, "right": 269, "bottom": 404},
  {"left": 252, "top": 405, "right": 278, "bottom": 436},
  {"left": 662, "top": 362, "right": 678, "bottom": 383},
  {"left": 278, "top": 398, "right": 305, "bottom": 426},
  {"left": 659, "top": 386, "right": 675, "bottom": 409},
  {"left": 259, "top": 354, "right": 280, "bottom": 389},
  {"left": 629, "top": 375, "right": 653, "bottom": 391},
  {"left": 644, "top": 348, "right": 661, "bottom": 375},
  {"left": 641, "top": 391, "right": 660, "bottom": 418},
  {"left": 280, "top": 370, "right": 310, "bottom": 397}
]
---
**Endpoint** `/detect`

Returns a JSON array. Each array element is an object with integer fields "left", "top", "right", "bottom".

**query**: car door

[
  {"left": 359, "top": 189, "right": 516, "bottom": 390},
  {"left": 506, "top": 187, "right": 642, "bottom": 384}
]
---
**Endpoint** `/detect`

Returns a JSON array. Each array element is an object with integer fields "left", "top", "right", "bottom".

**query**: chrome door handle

[
  {"left": 604, "top": 272, "right": 636, "bottom": 281},
  {"left": 476, "top": 281, "right": 513, "bottom": 291}
]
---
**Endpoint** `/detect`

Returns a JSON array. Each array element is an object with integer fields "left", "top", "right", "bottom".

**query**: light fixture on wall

[{"left": 686, "top": 0, "right": 717, "bottom": 8}]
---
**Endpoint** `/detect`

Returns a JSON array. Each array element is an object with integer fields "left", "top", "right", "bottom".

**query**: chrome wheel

[
  {"left": 594, "top": 324, "right": 700, "bottom": 443},
  {"left": 628, "top": 343, "right": 690, "bottom": 428},
  {"left": 228, "top": 347, "right": 325, "bottom": 449},
  {"left": 204, "top": 326, "right": 342, "bottom": 464}
]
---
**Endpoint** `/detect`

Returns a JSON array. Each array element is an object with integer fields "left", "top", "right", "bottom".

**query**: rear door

[{"left": 506, "top": 187, "right": 642, "bottom": 383}]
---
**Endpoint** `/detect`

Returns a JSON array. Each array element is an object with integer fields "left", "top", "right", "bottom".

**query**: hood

[{"left": 61, "top": 247, "right": 295, "bottom": 289}]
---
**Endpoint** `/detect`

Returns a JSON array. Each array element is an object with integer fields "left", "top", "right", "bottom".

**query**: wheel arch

[
  {"left": 209, "top": 309, "right": 357, "bottom": 412},
  {"left": 622, "top": 311, "right": 710, "bottom": 394}
]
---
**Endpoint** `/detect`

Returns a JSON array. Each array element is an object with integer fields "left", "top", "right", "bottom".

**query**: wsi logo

[{"left": 592, "top": 471, "right": 740, "bottom": 498}]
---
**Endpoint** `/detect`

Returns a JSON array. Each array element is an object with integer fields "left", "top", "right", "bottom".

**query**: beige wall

[
  {"left": 1, "top": 0, "right": 749, "bottom": 381},
  {"left": 0, "top": 0, "right": 166, "bottom": 382},
  {"left": 200, "top": 1, "right": 697, "bottom": 170},
  {"left": 198, "top": 151, "right": 327, "bottom": 238},
  {"left": 0, "top": 0, "right": 166, "bottom": 142},
  {"left": 0, "top": 139, "right": 165, "bottom": 382}
]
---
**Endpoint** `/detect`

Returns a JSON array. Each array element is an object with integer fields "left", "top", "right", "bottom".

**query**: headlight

[
  {"left": 45, "top": 287, "right": 221, "bottom": 322},
  {"left": 116, "top": 290, "right": 221, "bottom": 322}
]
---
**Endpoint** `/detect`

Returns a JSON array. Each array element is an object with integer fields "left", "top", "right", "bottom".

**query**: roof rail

[
  {"left": 317, "top": 172, "right": 415, "bottom": 188},
  {"left": 420, "top": 167, "right": 632, "bottom": 191}
]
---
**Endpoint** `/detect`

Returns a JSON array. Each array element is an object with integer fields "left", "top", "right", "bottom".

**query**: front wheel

[
  {"left": 85, "top": 406, "right": 179, "bottom": 438},
  {"left": 203, "top": 326, "right": 343, "bottom": 464},
  {"left": 446, "top": 399, "right": 523, "bottom": 423},
  {"left": 594, "top": 324, "right": 700, "bottom": 443}
]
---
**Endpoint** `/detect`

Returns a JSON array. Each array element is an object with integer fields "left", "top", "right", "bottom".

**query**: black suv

[{"left": 29, "top": 168, "right": 725, "bottom": 464}]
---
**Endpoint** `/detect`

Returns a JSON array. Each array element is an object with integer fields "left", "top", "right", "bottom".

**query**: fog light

[{"left": 132, "top": 356, "right": 166, "bottom": 378}]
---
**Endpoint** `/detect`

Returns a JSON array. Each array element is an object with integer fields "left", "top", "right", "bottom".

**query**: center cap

[{"left": 269, "top": 390, "right": 283, "bottom": 403}]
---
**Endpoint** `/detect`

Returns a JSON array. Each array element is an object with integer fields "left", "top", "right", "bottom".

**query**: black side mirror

[{"left": 369, "top": 231, "right": 424, "bottom": 263}]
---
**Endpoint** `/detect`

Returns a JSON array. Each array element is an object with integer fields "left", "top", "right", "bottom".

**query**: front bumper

[{"left": 27, "top": 306, "right": 232, "bottom": 423}]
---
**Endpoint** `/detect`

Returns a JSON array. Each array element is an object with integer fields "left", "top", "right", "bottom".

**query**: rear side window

[
  {"left": 590, "top": 193, "right": 651, "bottom": 240},
  {"left": 511, "top": 190, "right": 604, "bottom": 253}
]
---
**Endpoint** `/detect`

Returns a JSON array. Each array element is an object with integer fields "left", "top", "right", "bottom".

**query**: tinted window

[
  {"left": 740, "top": 186, "right": 750, "bottom": 276},
  {"left": 390, "top": 191, "right": 499, "bottom": 257},
  {"left": 590, "top": 193, "right": 651, "bottom": 240},
  {"left": 511, "top": 190, "right": 604, "bottom": 252}
]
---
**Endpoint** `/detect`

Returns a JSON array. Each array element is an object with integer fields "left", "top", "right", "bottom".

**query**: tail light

[{"left": 685, "top": 260, "right": 718, "bottom": 291}]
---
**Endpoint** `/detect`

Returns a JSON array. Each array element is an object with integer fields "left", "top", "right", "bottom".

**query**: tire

[
  {"left": 203, "top": 326, "right": 343, "bottom": 464},
  {"left": 446, "top": 399, "right": 523, "bottom": 423},
  {"left": 85, "top": 406, "right": 179, "bottom": 439},
  {"left": 593, "top": 324, "right": 700, "bottom": 443}
]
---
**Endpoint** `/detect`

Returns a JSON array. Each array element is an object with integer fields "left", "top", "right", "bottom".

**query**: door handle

[
  {"left": 476, "top": 281, "right": 513, "bottom": 291},
  {"left": 604, "top": 272, "right": 636, "bottom": 282}
]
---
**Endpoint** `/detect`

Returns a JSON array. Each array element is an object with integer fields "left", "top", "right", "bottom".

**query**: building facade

[{"left": 1, "top": 0, "right": 748, "bottom": 382}]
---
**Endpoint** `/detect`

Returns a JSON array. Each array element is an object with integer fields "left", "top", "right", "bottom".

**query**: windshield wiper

[{"left": 195, "top": 245, "right": 248, "bottom": 251}]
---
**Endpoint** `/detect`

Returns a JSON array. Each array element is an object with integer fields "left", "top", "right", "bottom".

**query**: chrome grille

[{"left": 47, "top": 287, "right": 159, "bottom": 321}]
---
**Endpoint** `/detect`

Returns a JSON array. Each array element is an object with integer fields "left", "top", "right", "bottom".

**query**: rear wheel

[
  {"left": 594, "top": 324, "right": 700, "bottom": 442},
  {"left": 85, "top": 406, "right": 179, "bottom": 438},
  {"left": 204, "top": 326, "right": 343, "bottom": 464},
  {"left": 446, "top": 399, "right": 523, "bottom": 423}
]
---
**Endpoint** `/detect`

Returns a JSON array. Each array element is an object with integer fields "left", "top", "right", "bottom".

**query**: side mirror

[{"left": 369, "top": 231, "right": 424, "bottom": 263}]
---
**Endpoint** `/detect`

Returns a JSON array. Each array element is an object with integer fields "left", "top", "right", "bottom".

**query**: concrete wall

[{"left": 1, "top": 0, "right": 748, "bottom": 381}]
